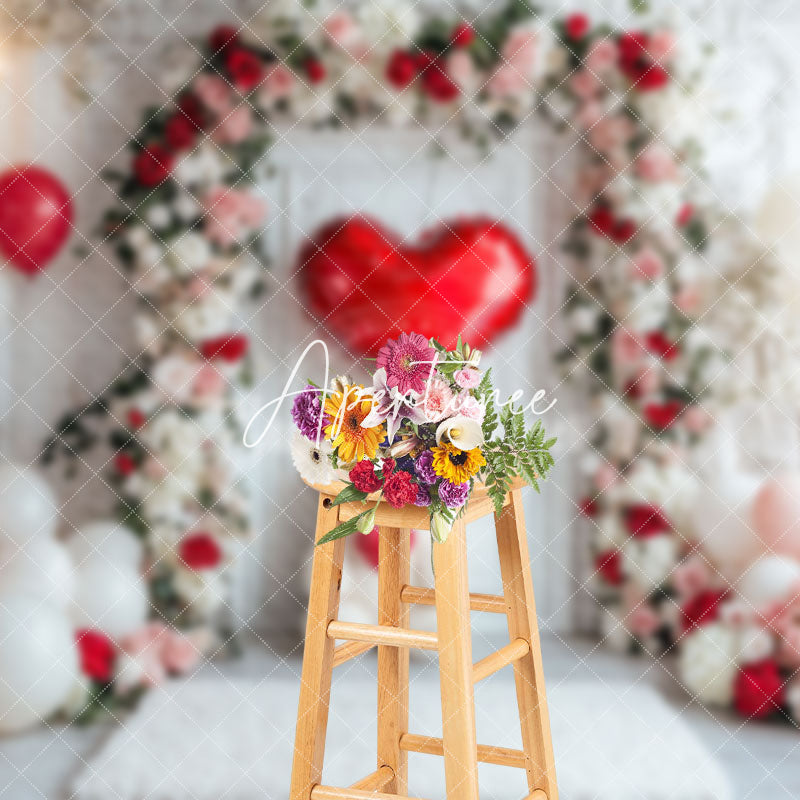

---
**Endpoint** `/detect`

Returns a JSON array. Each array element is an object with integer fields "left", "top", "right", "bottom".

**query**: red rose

[
  {"left": 127, "top": 408, "right": 147, "bottom": 430},
  {"left": 618, "top": 31, "right": 669, "bottom": 92},
  {"left": 681, "top": 589, "right": 727, "bottom": 633},
  {"left": 305, "top": 58, "right": 326, "bottom": 84},
  {"left": 209, "top": 24, "right": 239, "bottom": 53},
  {"left": 644, "top": 330, "right": 679, "bottom": 361},
  {"left": 386, "top": 49, "right": 418, "bottom": 89},
  {"left": 733, "top": 659, "right": 785, "bottom": 719},
  {"left": 179, "top": 531, "right": 223, "bottom": 570},
  {"left": 579, "top": 497, "right": 598, "bottom": 517},
  {"left": 625, "top": 503, "right": 670, "bottom": 537},
  {"left": 611, "top": 217, "right": 636, "bottom": 244},
  {"left": 595, "top": 549, "right": 624, "bottom": 586},
  {"left": 165, "top": 114, "right": 197, "bottom": 150},
  {"left": 383, "top": 470, "right": 417, "bottom": 509},
  {"left": 451, "top": 23, "right": 475, "bottom": 47},
  {"left": 588, "top": 206, "right": 615, "bottom": 237},
  {"left": 421, "top": 60, "right": 459, "bottom": 102},
  {"left": 225, "top": 47, "right": 263, "bottom": 91},
  {"left": 565, "top": 13, "right": 590, "bottom": 40},
  {"left": 676, "top": 202, "right": 694, "bottom": 227},
  {"left": 643, "top": 400, "right": 683, "bottom": 430},
  {"left": 114, "top": 452, "right": 136, "bottom": 476},
  {"left": 76, "top": 629, "right": 115, "bottom": 683},
  {"left": 200, "top": 333, "right": 249, "bottom": 362},
  {"left": 177, "top": 93, "right": 206, "bottom": 129},
  {"left": 133, "top": 144, "right": 174, "bottom": 186},
  {"left": 349, "top": 459, "right": 383, "bottom": 493}
]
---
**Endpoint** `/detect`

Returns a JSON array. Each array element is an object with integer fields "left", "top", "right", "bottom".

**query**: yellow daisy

[
  {"left": 431, "top": 443, "right": 486, "bottom": 484},
  {"left": 324, "top": 385, "right": 384, "bottom": 463}
]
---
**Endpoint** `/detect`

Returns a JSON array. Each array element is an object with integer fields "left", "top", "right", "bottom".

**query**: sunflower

[
  {"left": 431, "top": 442, "right": 486, "bottom": 484},
  {"left": 324, "top": 385, "right": 384, "bottom": 463}
]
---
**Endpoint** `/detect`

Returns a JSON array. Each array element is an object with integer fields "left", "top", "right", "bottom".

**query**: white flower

[
  {"left": 173, "top": 192, "right": 200, "bottom": 222},
  {"left": 787, "top": 680, "right": 800, "bottom": 725},
  {"left": 146, "top": 204, "right": 172, "bottom": 229},
  {"left": 125, "top": 224, "right": 152, "bottom": 249},
  {"left": 567, "top": 304, "right": 599, "bottom": 336},
  {"left": 435, "top": 416, "right": 484, "bottom": 450},
  {"left": 166, "top": 231, "right": 211, "bottom": 275},
  {"left": 290, "top": 430, "right": 336, "bottom": 486},
  {"left": 600, "top": 604, "right": 632, "bottom": 653},
  {"left": 623, "top": 533, "right": 678, "bottom": 591},
  {"left": 141, "top": 477, "right": 188, "bottom": 522},
  {"left": 171, "top": 290, "right": 234, "bottom": 341},
  {"left": 151, "top": 355, "right": 199, "bottom": 403},
  {"left": 141, "top": 410, "right": 206, "bottom": 475},
  {"left": 356, "top": 0, "right": 419, "bottom": 50},
  {"left": 135, "top": 314, "right": 167, "bottom": 354},
  {"left": 172, "top": 567, "right": 226, "bottom": 617},
  {"left": 596, "top": 512, "right": 626, "bottom": 549},
  {"left": 173, "top": 144, "right": 227, "bottom": 188},
  {"left": 679, "top": 623, "right": 739, "bottom": 706},
  {"left": 734, "top": 625, "right": 774, "bottom": 665}
]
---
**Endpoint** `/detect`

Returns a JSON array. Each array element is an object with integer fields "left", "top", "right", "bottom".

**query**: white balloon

[
  {"left": 0, "top": 594, "right": 78, "bottom": 734},
  {"left": 0, "top": 464, "right": 58, "bottom": 546},
  {"left": 0, "top": 537, "right": 74, "bottom": 608},
  {"left": 71, "top": 560, "right": 149, "bottom": 640},
  {"left": 66, "top": 521, "right": 143, "bottom": 570},
  {"left": 693, "top": 472, "right": 762, "bottom": 581},
  {"left": 737, "top": 556, "right": 800, "bottom": 610}
]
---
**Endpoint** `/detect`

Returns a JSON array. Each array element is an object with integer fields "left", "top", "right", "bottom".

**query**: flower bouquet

[{"left": 290, "top": 333, "right": 556, "bottom": 545}]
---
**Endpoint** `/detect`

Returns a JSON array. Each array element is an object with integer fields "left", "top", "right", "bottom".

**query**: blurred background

[{"left": 0, "top": 1, "right": 799, "bottom": 798}]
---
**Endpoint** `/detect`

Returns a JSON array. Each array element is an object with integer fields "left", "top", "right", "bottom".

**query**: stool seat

[{"left": 290, "top": 481, "right": 558, "bottom": 800}]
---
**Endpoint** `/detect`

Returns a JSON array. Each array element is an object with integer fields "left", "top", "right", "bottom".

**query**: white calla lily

[{"left": 435, "top": 415, "right": 484, "bottom": 450}]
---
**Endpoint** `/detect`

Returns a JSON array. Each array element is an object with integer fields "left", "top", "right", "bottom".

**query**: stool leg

[
  {"left": 495, "top": 490, "right": 559, "bottom": 800},
  {"left": 433, "top": 518, "right": 480, "bottom": 800},
  {"left": 377, "top": 526, "right": 411, "bottom": 794},
  {"left": 290, "top": 496, "right": 346, "bottom": 800}
]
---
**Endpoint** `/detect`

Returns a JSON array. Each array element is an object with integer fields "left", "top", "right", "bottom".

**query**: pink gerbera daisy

[{"left": 376, "top": 333, "right": 436, "bottom": 395}]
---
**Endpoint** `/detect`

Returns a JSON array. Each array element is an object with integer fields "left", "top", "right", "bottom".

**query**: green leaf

[
  {"left": 330, "top": 484, "right": 369, "bottom": 507},
  {"left": 316, "top": 508, "right": 373, "bottom": 545}
]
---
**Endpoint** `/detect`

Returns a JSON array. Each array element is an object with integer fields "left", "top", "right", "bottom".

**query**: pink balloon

[{"left": 752, "top": 472, "right": 800, "bottom": 561}]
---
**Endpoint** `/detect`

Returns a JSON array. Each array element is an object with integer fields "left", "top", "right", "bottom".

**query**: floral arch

[{"left": 44, "top": 1, "right": 794, "bottom": 722}]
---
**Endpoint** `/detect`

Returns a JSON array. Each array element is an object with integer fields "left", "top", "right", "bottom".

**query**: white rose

[
  {"left": 167, "top": 231, "right": 211, "bottom": 275},
  {"left": 125, "top": 224, "right": 152, "bottom": 250},
  {"left": 568, "top": 304, "right": 599, "bottom": 336},
  {"left": 173, "top": 192, "right": 200, "bottom": 222},
  {"left": 142, "top": 410, "right": 206, "bottom": 473},
  {"left": 173, "top": 145, "right": 227, "bottom": 188},
  {"left": 735, "top": 625, "right": 774, "bottom": 665},
  {"left": 623, "top": 533, "right": 678, "bottom": 591},
  {"left": 172, "top": 568, "right": 226, "bottom": 617},
  {"left": 596, "top": 512, "right": 626, "bottom": 549},
  {"left": 171, "top": 289, "right": 234, "bottom": 342},
  {"left": 146, "top": 204, "right": 172, "bottom": 229},
  {"left": 151, "top": 355, "right": 199, "bottom": 404},
  {"left": 141, "top": 478, "right": 187, "bottom": 522},
  {"left": 135, "top": 314, "right": 166, "bottom": 354},
  {"left": 679, "top": 623, "right": 738, "bottom": 706}
]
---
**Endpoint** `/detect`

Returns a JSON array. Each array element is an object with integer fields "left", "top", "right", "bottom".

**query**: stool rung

[
  {"left": 399, "top": 733, "right": 527, "bottom": 769},
  {"left": 349, "top": 765, "right": 393, "bottom": 791},
  {"left": 472, "top": 638, "right": 530, "bottom": 684},
  {"left": 400, "top": 585, "right": 507, "bottom": 614},
  {"left": 327, "top": 620, "right": 438, "bottom": 651},
  {"left": 332, "top": 640, "right": 375, "bottom": 667},
  {"left": 311, "top": 787, "right": 428, "bottom": 800}
]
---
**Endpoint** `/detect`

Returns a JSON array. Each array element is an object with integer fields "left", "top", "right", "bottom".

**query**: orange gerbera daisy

[{"left": 324, "top": 385, "right": 384, "bottom": 463}]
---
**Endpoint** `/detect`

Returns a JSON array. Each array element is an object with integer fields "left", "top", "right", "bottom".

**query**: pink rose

[
  {"left": 630, "top": 246, "right": 665, "bottom": 281},
  {"left": 633, "top": 363, "right": 661, "bottom": 395},
  {"left": 569, "top": 69, "right": 601, "bottom": 100},
  {"left": 204, "top": 187, "right": 267, "bottom": 246},
  {"left": 628, "top": 604, "right": 661, "bottom": 638},
  {"left": 487, "top": 64, "right": 528, "bottom": 98},
  {"left": 587, "top": 114, "right": 635, "bottom": 153},
  {"left": 594, "top": 463, "right": 617, "bottom": 491},
  {"left": 193, "top": 364, "right": 226, "bottom": 401},
  {"left": 324, "top": 10, "right": 361, "bottom": 51},
  {"left": 262, "top": 63, "right": 295, "bottom": 101},
  {"left": 161, "top": 630, "right": 205, "bottom": 674},
  {"left": 575, "top": 100, "right": 603, "bottom": 130},
  {"left": 672, "top": 556, "right": 712, "bottom": 599},
  {"left": 502, "top": 29, "right": 537, "bottom": 79},
  {"left": 635, "top": 143, "right": 679, "bottom": 182},
  {"left": 454, "top": 394, "right": 486, "bottom": 424},
  {"left": 454, "top": 368, "right": 481, "bottom": 389},
  {"left": 610, "top": 327, "right": 644, "bottom": 366},
  {"left": 585, "top": 39, "right": 618, "bottom": 74},
  {"left": 648, "top": 31, "right": 676, "bottom": 64},
  {"left": 683, "top": 405, "right": 712, "bottom": 434},
  {"left": 193, "top": 74, "right": 233, "bottom": 115},
  {"left": 674, "top": 284, "right": 702, "bottom": 315},
  {"left": 447, "top": 50, "right": 476, "bottom": 91},
  {"left": 212, "top": 104, "right": 253, "bottom": 145},
  {"left": 143, "top": 457, "right": 168, "bottom": 480}
]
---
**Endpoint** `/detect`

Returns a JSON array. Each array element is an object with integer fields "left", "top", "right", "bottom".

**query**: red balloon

[
  {"left": 299, "top": 215, "right": 535, "bottom": 354},
  {"left": 354, "top": 526, "right": 417, "bottom": 569},
  {"left": 0, "top": 166, "right": 73, "bottom": 276}
]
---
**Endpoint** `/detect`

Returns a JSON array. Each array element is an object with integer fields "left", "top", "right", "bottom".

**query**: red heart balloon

[
  {"left": 0, "top": 165, "right": 73, "bottom": 276},
  {"left": 299, "top": 216, "right": 535, "bottom": 354}
]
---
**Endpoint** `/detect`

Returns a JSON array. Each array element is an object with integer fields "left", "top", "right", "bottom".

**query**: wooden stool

[{"left": 290, "top": 477, "right": 558, "bottom": 800}]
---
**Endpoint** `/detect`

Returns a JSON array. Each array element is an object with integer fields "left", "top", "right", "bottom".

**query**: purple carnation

[
  {"left": 291, "top": 385, "right": 328, "bottom": 440},
  {"left": 438, "top": 479, "right": 470, "bottom": 509},
  {"left": 414, "top": 450, "right": 437, "bottom": 485},
  {"left": 413, "top": 484, "right": 432, "bottom": 507}
]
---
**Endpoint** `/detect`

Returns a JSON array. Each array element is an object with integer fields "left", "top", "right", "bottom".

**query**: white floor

[{"left": 0, "top": 634, "right": 797, "bottom": 800}]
